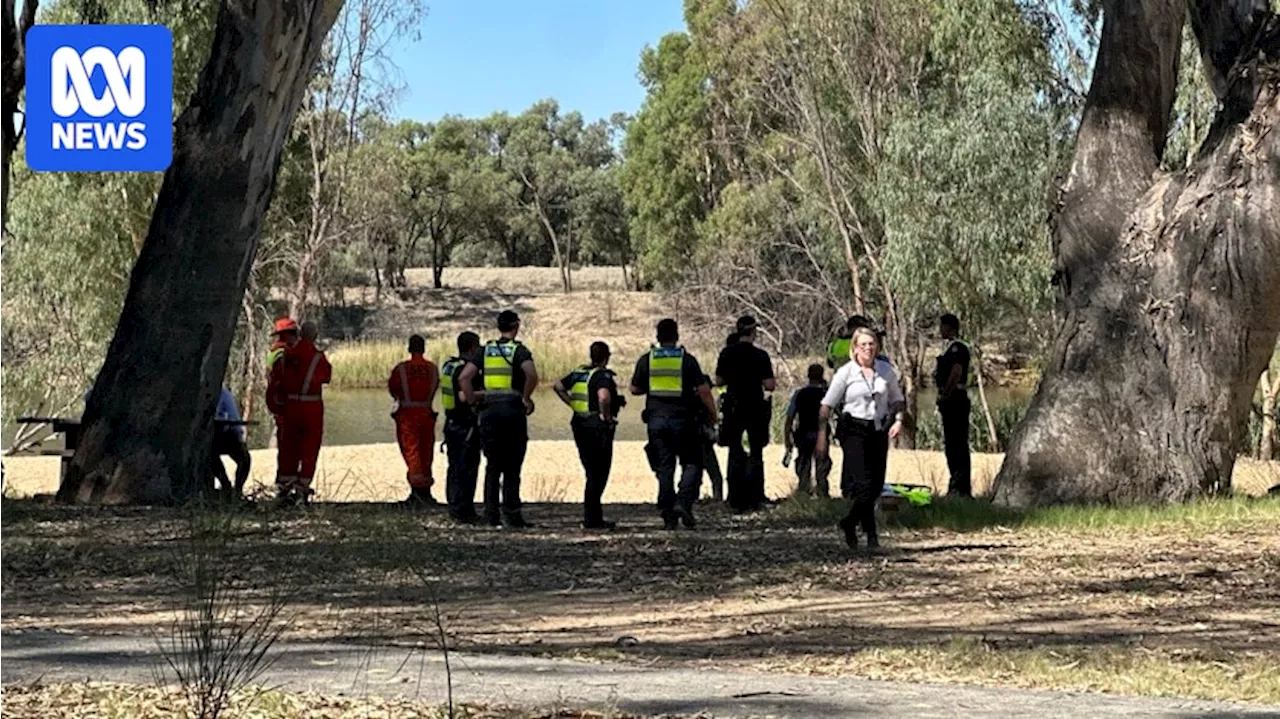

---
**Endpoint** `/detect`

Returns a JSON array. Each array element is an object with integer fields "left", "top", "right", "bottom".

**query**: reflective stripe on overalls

[
  {"left": 287, "top": 354, "right": 323, "bottom": 402},
  {"left": 568, "top": 365, "right": 599, "bottom": 416},
  {"left": 440, "top": 357, "right": 463, "bottom": 411},
  {"left": 398, "top": 364, "right": 432, "bottom": 408},
  {"left": 649, "top": 347, "right": 684, "bottom": 398},
  {"left": 483, "top": 340, "right": 520, "bottom": 396}
]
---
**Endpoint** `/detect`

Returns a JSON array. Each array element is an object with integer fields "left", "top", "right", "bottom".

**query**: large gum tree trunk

[
  {"left": 993, "top": 0, "right": 1280, "bottom": 507},
  {"left": 58, "top": 0, "right": 345, "bottom": 505}
]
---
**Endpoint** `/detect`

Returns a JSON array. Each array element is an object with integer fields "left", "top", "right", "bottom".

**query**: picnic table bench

[{"left": 13, "top": 416, "right": 259, "bottom": 485}]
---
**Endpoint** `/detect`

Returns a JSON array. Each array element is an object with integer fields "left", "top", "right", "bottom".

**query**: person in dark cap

[
  {"left": 629, "top": 318, "right": 718, "bottom": 529},
  {"left": 554, "top": 340, "right": 625, "bottom": 529},
  {"left": 457, "top": 309, "right": 538, "bottom": 527},
  {"left": 714, "top": 315, "right": 776, "bottom": 513}
]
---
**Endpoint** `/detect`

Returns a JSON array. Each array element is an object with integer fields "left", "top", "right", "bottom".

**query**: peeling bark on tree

[
  {"left": 57, "top": 0, "right": 345, "bottom": 505},
  {"left": 993, "top": 0, "right": 1280, "bottom": 506}
]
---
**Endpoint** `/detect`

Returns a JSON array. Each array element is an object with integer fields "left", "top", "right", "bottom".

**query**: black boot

[
  {"left": 838, "top": 515, "right": 858, "bottom": 549},
  {"left": 862, "top": 518, "right": 882, "bottom": 554},
  {"left": 503, "top": 513, "right": 533, "bottom": 529},
  {"left": 675, "top": 505, "right": 697, "bottom": 529},
  {"left": 661, "top": 510, "right": 679, "bottom": 531}
]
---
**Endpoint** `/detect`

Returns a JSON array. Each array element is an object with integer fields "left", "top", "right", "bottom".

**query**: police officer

[
  {"left": 554, "top": 341, "right": 625, "bottom": 530},
  {"left": 441, "top": 331, "right": 484, "bottom": 523},
  {"left": 935, "top": 313, "right": 972, "bottom": 498},
  {"left": 826, "top": 316, "right": 864, "bottom": 370},
  {"left": 715, "top": 316, "right": 776, "bottom": 514},
  {"left": 785, "top": 364, "right": 833, "bottom": 498},
  {"left": 828, "top": 315, "right": 894, "bottom": 369},
  {"left": 630, "top": 319, "right": 718, "bottom": 530},
  {"left": 702, "top": 332, "right": 738, "bottom": 503},
  {"left": 458, "top": 310, "right": 538, "bottom": 528}
]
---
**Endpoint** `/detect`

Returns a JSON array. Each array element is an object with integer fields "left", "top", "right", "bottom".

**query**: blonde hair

[{"left": 850, "top": 327, "right": 879, "bottom": 362}]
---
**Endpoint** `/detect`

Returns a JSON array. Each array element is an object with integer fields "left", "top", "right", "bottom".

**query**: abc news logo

[
  {"left": 26, "top": 24, "right": 172, "bottom": 172},
  {"left": 51, "top": 46, "right": 149, "bottom": 151}
]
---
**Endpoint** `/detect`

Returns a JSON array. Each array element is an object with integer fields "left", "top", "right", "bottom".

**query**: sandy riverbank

[{"left": 4, "top": 442, "right": 1277, "bottom": 503}]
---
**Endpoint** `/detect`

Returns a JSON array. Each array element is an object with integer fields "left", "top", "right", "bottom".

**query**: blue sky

[{"left": 388, "top": 1, "right": 687, "bottom": 124}]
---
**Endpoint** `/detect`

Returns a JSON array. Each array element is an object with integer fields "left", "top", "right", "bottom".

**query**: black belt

[{"left": 838, "top": 414, "right": 883, "bottom": 434}]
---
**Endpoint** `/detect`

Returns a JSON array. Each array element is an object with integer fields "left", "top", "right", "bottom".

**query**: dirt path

[{"left": 4, "top": 630, "right": 1277, "bottom": 718}]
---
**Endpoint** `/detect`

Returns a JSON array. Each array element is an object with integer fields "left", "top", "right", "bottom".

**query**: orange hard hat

[{"left": 272, "top": 318, "right": 300, "bottom": 335}]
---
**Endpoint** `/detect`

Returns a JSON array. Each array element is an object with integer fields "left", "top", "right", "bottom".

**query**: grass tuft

[
  {"left": 327, "top": 339, "right": 609, "bottom": 390},
  {"left": 770, "top": 493, "right": 1280, "bottom": 534},
  {"left": 897, "top": 494, "right": 1280, "bottom": 532}
]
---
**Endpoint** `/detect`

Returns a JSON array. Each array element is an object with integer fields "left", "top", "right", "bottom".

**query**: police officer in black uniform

[
  {"left": 457, "top": 310, "right": 538, "bottom": 528},
  {"left": 715, "top": 316, "right": 777, "bottom": 514},
  {"left": 441, "top": 331, "right": 484, "bottom": 523},
  {"left": 630, "top": 319, "right": 718, "bottom": 530},
  {"left": 554, "top": 341, "right": 625, "bottom": 529},
  {"left": 935, "top": 313, "right": 972, "bottom": 497}
]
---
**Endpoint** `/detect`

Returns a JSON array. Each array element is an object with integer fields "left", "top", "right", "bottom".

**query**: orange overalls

[
  {"left": 266, "top": 339, "right": 289, "bottom": 451},
  {"left": 268, "top": 339, "right": 331, "bottom": 496},
  {"left": 389, "top": 354, "right": 439, "bottom": 490}
]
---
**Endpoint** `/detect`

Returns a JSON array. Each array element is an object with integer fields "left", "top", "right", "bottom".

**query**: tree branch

[{"left": 1187, "top": 0, "right": 1273, "bottom": 98}]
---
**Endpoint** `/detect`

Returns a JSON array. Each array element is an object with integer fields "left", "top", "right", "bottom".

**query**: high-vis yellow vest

[
  {"left": 649, "top": 346, "right": 684, "bottom": 398},
  {"left": 483, "top": 339, "right": 521, "bottom": 396},
  {"left": 440, "top": 357, "right": 464, "bottom": 411},
  {"left": 568, "top": 365, "right": 600, "bottom": 415},
  {"left": 827, "top": 337, "right": 851, "bottom": 368}
]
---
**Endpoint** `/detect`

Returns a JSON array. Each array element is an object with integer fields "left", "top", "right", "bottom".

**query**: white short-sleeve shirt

[{"left": 821, "top": 358, "right": 904, "bottom": 429}]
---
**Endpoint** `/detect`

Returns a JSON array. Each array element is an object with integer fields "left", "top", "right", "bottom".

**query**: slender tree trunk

[
  {"left": 239, "top": 294, "right": 258, "bottom": 422},
  {"left": 1260, "top": 368, "right": 1278, "bottom": 461},
  {"left": 994, "top": 1, "right": 1280, "bottom": 506},
  {"left": 57, "top": 0, "right": 345, "bottom": 505},
  {"left": 431, "top": 230, "right": 445, "bottom": 288},
  {"left": 973, "top": 348, "right": 999, "bottom": 451},
  {"left": 1, "top": 0, "right": 38, "bottom": 236}
]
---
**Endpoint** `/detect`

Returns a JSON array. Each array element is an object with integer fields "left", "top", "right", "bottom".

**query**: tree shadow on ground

[{"left": 2, "top": 497, "right": 1278, "bottom": 666}]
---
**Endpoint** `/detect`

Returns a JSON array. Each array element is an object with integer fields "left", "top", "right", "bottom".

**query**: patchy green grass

[
  {"left": 771, "top": 492, "right": 1280, "bottom": 534},
  {"left": 898, "top": 494, "right": 1280, "bottom": 533}
]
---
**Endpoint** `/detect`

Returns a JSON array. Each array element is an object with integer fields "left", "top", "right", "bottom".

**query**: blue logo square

[{"left": 25, "top": 24, "right": 173, "bottom": 172}]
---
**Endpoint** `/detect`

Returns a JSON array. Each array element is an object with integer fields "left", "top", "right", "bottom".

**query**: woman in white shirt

[{"left": 816, "top": 327, "right": 905, "bottom": 552}]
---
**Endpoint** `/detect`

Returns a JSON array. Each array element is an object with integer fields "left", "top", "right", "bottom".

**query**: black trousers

[
  {"left": 839, "top": 417, "right": 890, "bottom": 540},
  {"left": 210, "top": 431, "right": 251, "bottom": 499},
  {"left": 723, "top": 397, "right": 770, "bottom": 511},
  {"left": 572, "top": 416, "right": 615, "bottom": 525},
  {"left": 703, "top": 438, "right": 724, "bottom": 501},
  {"left": 939, "top": 397, "right": 972, "bottom": 497},
  {"left": 444, "top": 418, "right": 482, "bottom": 519},
  {"left": 479, "top": 402, "right": 528, "bottom": 520},
  {"left": 794, "top": 429, "right": 832, "bottom": 497},
  {"left": 648, "top": 414, "right": 703, "bottom": 516}
]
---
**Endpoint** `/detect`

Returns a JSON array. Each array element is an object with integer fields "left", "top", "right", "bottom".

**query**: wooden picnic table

[{"left": 13, "top": 416, "right": 260, "bottom": 484}]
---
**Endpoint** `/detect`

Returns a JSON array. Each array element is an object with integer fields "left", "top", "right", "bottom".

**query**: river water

[
  {"left": 273, "top": 385, "right": 1031, "bottom": 449},
  {"left": 312, "top": 388, "right": 651, "bottom": 447}
]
